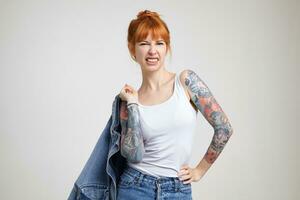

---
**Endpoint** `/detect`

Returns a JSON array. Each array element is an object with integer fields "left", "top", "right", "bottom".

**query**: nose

[{"left": 148, "top": 44, "right": 157, "bottom": 55}]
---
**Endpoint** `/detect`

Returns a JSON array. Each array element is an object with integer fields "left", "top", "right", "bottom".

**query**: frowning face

[{"left": 134, "top": 33, "right": 168, "bottom": 72}]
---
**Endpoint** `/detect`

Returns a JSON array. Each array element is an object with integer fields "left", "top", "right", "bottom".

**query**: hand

[
  {"left": 177, "top": 165, "right": 204, "bottom": 184},
  {"left": 119, "top": 83, "right": 139, "bottom": 104}
]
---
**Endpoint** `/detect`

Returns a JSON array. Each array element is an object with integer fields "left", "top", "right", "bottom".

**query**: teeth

[{"left": 146, "top": 58, "right": 158, "bottom": 61}]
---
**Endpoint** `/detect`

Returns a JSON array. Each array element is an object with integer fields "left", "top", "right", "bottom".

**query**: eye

[
  {"left": 157, "top": 42, "right": 164, "bottom": 45},
  {"left": 140, "top": 43, "right": 148, "bottom": 46}
]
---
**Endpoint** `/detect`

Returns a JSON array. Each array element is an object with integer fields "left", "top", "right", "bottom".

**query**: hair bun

[{"left": 137, "top": 10, "right": 159, "bottom": 19}]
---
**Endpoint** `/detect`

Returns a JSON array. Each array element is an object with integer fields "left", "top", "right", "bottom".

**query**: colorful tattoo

[
  {"left": 184, "top": 69, "right": 233, "bottom": 164},
  {"left": 119, "top": 101, "right": 144, "bottom": 163}
]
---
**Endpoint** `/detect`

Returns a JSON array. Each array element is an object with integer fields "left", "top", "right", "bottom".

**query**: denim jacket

[{"left": 67, "top": 94, "right": 127, "bottom": 200}]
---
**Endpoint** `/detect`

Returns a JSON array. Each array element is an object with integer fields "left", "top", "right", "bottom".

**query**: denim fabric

[
  {"left": 68, "top": 94, "right": 127, "bottom": 200},
  {"left": 117, "top": 165, "right": 192, "bottom": 200}
]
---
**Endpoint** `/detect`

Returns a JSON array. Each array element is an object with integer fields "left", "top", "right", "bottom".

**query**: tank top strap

[
  {"left": 173, "top": 73, "right": 179, "bottom": 94},
  {"left": 174, "top": 72, "right": 184, "bottom": 99}
]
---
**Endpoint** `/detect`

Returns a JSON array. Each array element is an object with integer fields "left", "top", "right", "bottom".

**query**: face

[{"left": 133, "top": 33, "right": 168, "bottom": 71}]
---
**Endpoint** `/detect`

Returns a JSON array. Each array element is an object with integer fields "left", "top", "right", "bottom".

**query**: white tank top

[{"left": 128, "top": 72, "right": 198, "bottom": 177}]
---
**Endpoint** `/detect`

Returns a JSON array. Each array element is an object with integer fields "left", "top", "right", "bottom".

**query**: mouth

[{"left": 145, "top": 57, "right": 159, "bottom": 65}]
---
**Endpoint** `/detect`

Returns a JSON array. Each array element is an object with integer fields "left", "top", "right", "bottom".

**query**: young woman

[{"left": 118, "top": 10, "right": 233, "bottom": 200}]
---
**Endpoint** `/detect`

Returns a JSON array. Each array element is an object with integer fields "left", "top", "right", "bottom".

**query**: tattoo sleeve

[
  {"left": 119, "top": 101, "right": 145, "bottom": 163},
  {"left": 184, "top": 69, "right": 234, "bottom": 164}
]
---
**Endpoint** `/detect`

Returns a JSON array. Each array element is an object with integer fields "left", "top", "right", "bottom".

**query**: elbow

[
  {"left": 129, "top": 150, "right": 145, "bottom": 163},
  {"left": 228, "top": 123, "right": 234, "bottom": 136},
  {"left": 226, "top": 124, "right": 234, "bottom": 139},
  {"left": 214, "top": 122, "right": 234, "bottom": 137},
  {"left": 120, "top": 147, "right": 145, "bottom": 163}
]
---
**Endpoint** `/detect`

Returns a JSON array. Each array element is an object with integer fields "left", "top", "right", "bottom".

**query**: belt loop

[
  {"left": 174, "top": 178, "right": 180, "bottom": 192},
  {"left": 137, "top": 173, "right": 144, "bottom": 185}
]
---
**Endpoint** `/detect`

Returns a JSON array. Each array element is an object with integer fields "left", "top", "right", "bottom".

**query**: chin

[
  {"left": 141, "top": 62, "right": 165, "bottom": 71},
  {"left": 142, "top": 65, "right": 162, "bottom": 72}
]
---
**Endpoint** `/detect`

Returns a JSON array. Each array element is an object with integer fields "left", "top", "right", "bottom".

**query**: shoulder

[
  {"left": 178, "top": 69, "right": 202, "bottom": 112},
  {"left": 178, "top": 68, "right": 200, "bottom": 99},
  {"left": 179, "top": 68, "right": 197, "bottom": 80},
  {"left": 179, "top": 68, "right": 207, "bottom": 90},
  {"left": 178, "top": 68, "right": 201, "bottom": 82}
]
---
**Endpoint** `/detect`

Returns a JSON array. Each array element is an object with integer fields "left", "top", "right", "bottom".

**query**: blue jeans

[{"left": 117, "top": 165, "right": 193, "bottom": 200}]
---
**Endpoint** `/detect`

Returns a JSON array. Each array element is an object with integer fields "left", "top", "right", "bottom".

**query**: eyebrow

[{"left": 140, "top": 40, "right": 165, "bottom": 43}]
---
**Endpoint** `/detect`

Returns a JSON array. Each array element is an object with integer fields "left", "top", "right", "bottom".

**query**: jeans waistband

[{"left": 123, "top": 165, "right": 190, "bottom": 188}]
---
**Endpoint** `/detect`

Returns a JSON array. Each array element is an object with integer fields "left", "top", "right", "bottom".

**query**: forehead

[{"left": 141, "top": 34, "right": 164, "bottom": 42}]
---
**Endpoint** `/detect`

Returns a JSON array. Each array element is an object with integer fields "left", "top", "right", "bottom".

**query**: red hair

[{"left": 127, "top": 10, "right": 172, "bottom": 60}]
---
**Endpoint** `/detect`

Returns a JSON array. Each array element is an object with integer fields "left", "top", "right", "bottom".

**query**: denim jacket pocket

[{"left": 80, "top": 184, "right": 109, "bottom": 200}]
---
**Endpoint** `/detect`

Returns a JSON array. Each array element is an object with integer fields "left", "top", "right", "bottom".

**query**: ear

[
  {"left": 128, "top": 43, "right": 135, "bottom": 55},
  {"left": 128, "top": 43, "right": 136, "bottom": 61}
]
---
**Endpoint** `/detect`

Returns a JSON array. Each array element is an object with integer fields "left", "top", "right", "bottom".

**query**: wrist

[
  {"left": 196, "top": 158, "right": 212, "bottom": 172},
  {"left": 127, "top": 101, "right": 139, "bottom": 107},
  {"left": 127, "top": 100, "right": 139, "bottom": 105}
]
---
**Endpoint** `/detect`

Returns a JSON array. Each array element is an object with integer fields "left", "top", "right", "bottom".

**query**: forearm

[
  {"left": 196, "top": 122, "right": 233, "bottom": 172},
  {"left": 120, "top": 103, "right": 145, "bottom": 163}
]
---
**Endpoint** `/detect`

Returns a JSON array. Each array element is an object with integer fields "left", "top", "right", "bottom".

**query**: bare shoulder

[
  {"left": 179, "top": 68, "right": 207, "bottom": 91},
  {"left": 179, "top": 68, "right": 204, "bottom": 112},
  {"left": 178, "top": 69, "right": 194, "bottom": 100}
]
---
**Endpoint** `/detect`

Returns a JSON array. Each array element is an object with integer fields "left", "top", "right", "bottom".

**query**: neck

[{"left": 139, "top": 67, "right": 174, "bottom": 92}]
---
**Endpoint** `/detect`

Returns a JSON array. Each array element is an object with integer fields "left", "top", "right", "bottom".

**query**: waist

[
  {"left": 124, "top": 165, "right": 181, "bottom": 183},
  {"left": 122, "top": 164, "right": 191, "bottom": 189}
]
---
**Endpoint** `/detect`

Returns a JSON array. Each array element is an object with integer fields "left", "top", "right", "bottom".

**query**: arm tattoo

[
  {"left": 184, "top": 69, "right": 234, "bottom": 164},
  {"left": 119, "top": 101, "right": 144, "bottom": 163}
]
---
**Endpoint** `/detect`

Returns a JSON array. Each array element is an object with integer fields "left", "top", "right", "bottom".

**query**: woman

[{"left": 118, "top": 10, "right": 233, "bottom": 200}]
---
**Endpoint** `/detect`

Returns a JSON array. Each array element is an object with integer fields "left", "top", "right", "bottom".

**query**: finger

[
  {"left": 180, "top": 165, "right": 189, "bottom": 170},
  {"left": 124, "top": 84, "right": 134, "bottom": 90},
  {"left": 123, "top": 87, "right": 132, "bottom": 93},
  {"left": 180, "top": 167, "right": 190, "bottom": 173},
  {"left": 121, "top": 85, "right": 129, "bottom": 90},
  {"left": 126, "top": 85, "right": 136, "bottom": 92},
  {"left": 123, "top": 83, "right": 130, "bottom": 88},
  {"left": 178, "top": 169, "right": 189, "bottom": 176},
  {"left": 125, "top": 84, "right": 134, "bottom": 89},
  {"left": 183, "top": 179, "right": 192, "bottom": 184},
  {"left": 126, "top": 87, "right": 133, "bottom": 93},
  {"left": 179, "top": 169, "right": 191, "bottom": 177},
  {"left": 179, "top": 169, "right": 188, "bottom": 175},
  {"left": 123, "top": 84, "right": 132, "bottom": 89},
  {"left": 179, "top": 174, "right": 191, "bottom": 182}
]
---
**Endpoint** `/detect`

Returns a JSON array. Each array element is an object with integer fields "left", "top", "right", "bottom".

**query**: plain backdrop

[{"left": 0, "top": 0, "right": 299, "bottom": 199}]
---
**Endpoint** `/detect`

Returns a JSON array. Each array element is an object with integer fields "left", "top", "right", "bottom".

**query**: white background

[{"left": 0, "top": 0, "right": 299, "bottom": 199}]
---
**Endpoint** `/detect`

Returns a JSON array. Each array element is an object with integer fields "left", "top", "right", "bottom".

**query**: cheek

[
  {"left": 160, "top": 50, "right": 167, "bottom": 58},
  {"left": 134, "top": 52, "right": 143, "bottom": 60},
  {"left": 136, "top": 48, "right": 148, "bottom": 57},
  {"left": 160, "top": 47, "right": 167, "bottom": 55}
]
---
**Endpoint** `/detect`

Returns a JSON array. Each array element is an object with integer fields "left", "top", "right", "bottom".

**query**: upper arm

[
  {"left": 179, "top": 71, "right": 198, "bottom": 112},
  {"left": 180, "top": 69, "right": 233, "bottom": 133}
]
